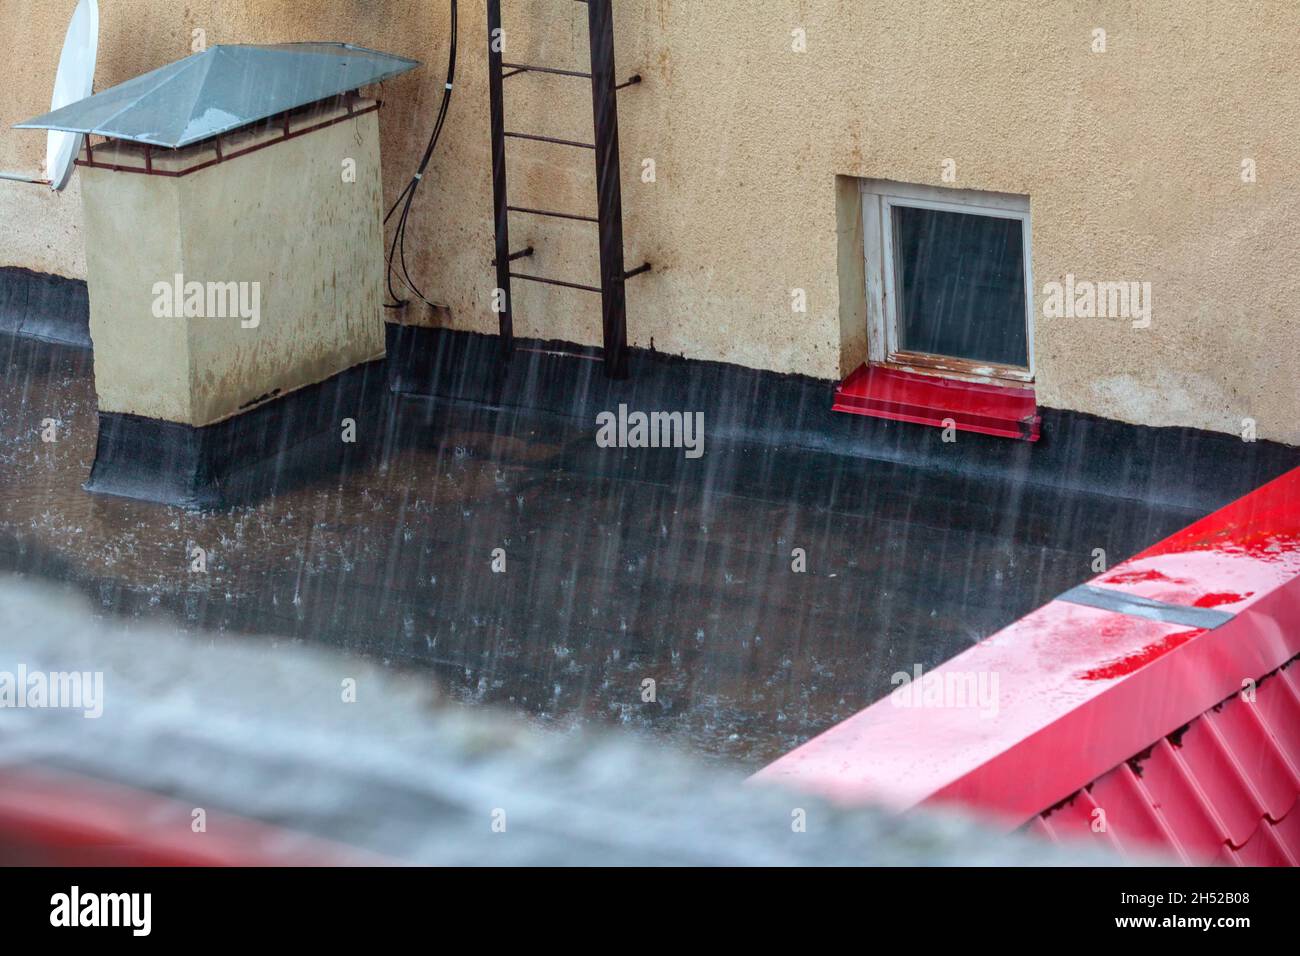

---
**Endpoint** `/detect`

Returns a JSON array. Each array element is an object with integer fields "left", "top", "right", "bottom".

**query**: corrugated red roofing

[
  {"left": 756, "top": 466, "right": 1300, "bottom": 866},
  {"left": 1032, "top": 656, "right": 1300, "bottom": 864}
]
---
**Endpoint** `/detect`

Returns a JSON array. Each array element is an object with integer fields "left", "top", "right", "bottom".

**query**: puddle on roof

[{"left": 0, "top": 334, "right": 1205, "bottom": 767}]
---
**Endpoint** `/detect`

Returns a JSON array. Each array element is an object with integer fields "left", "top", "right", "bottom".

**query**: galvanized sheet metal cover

[{"left": 15, "top": 43, "right": 419, "bottom": 149}]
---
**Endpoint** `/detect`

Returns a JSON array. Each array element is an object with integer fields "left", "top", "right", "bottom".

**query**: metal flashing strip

[
  {"left": 1056, "top": 584, "right": 1236, "bottom": 631},
  {"left": 832, "top": 363, "right": 1042, "bottom": 442}
]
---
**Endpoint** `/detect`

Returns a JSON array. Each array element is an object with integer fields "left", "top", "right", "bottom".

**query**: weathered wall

[
  {"left": 180, "top": 107, "right": 386, "bottom": 426},
  {"left": 81, "top": 105, "right": 386, "bottom": 426},
  {"left": 79, "top": 156, "right": 191, "bottom": 421},
  {"left": 1, "top": 1, "right": 1297, "bottom": 441}
]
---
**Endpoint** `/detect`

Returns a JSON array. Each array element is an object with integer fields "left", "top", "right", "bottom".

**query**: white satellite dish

[
  {"left": 0, "top": 0, "right": 97, "bottom": 188},
  {"left": 46, "top": 0, "right": 99, "bottom": 190}
]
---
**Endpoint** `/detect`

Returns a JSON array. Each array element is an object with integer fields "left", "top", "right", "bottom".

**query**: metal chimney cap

[{"left": 14, "top": 42, "right": 420, "bottom": 149}]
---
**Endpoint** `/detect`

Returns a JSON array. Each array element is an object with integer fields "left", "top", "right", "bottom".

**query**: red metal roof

[
  {"left": 755, "top": 466, "right": 1300, "bottom": 865},
  {"left": 1031, "top": 656, "right": 1300, "bottom": 864}
]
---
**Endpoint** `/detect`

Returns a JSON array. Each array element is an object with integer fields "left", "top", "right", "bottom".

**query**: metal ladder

[{"left": 487, "top": 0, "right": 649, "bottom": 379}]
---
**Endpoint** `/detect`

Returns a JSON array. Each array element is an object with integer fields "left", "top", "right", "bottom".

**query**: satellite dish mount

[{"left": 0, "top": 0, "right": 98, "bottom": 190}]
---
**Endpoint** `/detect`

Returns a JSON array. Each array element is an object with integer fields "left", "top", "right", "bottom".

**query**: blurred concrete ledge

[{"left": 0, "top": 576, "right": 1124, "bottom": 866}]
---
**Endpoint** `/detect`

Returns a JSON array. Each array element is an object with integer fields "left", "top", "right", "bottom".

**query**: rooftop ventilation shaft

[{"left": 18, "top": 43, "right": 421, "bottom": 506}]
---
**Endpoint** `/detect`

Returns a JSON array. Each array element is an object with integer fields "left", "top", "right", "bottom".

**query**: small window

[{"left": 862, "top": 180, "right": 1033, "bottom": 383}]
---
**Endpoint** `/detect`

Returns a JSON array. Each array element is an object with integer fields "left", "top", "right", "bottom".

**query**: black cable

[
  {"left": 386, "top": 0, "right": 457, "bottom": 306},
  {"left": 385, "top": 0, "right": 458, "bottom": 310}
]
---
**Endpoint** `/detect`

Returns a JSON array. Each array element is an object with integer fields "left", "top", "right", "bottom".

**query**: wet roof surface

[
  {"left": 0, "top": 333, "right": 1212, "bottom": 767},
  {"left": 15, "top": 43, "right": 419, "bottom": 148}
]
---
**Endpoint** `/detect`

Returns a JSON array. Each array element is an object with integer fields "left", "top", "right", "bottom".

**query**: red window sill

[{"left": 833, "top": 363, "right": 1041, "bottom": 442}]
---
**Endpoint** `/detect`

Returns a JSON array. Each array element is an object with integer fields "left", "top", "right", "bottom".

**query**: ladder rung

[
  {"left": 502, "top": 63, "right": 592, "bottom": 80},
  {"left": 491, "top": 246, "right": 535, "bottom": 267},
  {"left": 623, "top": 262, "right": 652, "bottom": 280},
  {"left": 510, "top": 272, "right": 601, "bottom": 294},
  {"left": 504, "top": 131, "right": 595, "bottom": 150},
  {"left": 501, "top": 63, "right": 641, "bottom": 91},
  {"left": 507, "top": 205, "right": 598, "bottom": 223}
]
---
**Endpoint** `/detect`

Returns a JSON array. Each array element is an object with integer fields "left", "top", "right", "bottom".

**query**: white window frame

[{"left": 861, "top": 179, "right": 1034, "bottom": 385}]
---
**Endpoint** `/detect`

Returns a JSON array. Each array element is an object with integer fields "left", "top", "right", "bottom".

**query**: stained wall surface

[
  {"left": 80, "top": 105, "right": 385, "bottom": 425},
  {"left": 1, "top": 1, "right": 1296, "bottom": 441}
]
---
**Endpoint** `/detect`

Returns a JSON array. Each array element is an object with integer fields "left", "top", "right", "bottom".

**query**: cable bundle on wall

[{"left": 385, "top": 0, "right": 458, "bottom": 310}]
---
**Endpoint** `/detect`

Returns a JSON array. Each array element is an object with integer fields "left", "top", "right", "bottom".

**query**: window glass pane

[{"left": 892, "top": 205, "right": 1028, "bottom": 368}]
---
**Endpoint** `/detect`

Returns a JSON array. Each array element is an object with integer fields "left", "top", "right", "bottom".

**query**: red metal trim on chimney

[{"left": 73, "top": 100, "right": 381, "bottom": 180}]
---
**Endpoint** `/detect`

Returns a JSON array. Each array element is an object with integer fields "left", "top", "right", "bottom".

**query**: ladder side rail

[
  {"left": 487, "top": 0, "right": 514, "bottom": 358},
  {"left": 587, "top": 0, "right": 629, "bottom": 379}
]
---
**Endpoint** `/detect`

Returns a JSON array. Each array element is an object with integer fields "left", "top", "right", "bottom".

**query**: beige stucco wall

[
  {"left": 80, "top": 104, "right": 385, "bottom": 425},
  {"left": 79, "top": 159, "right": 191, "bottom": 421},
  {"left": 1, "top": 1, "right": 1297, "bottom": 442}
]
